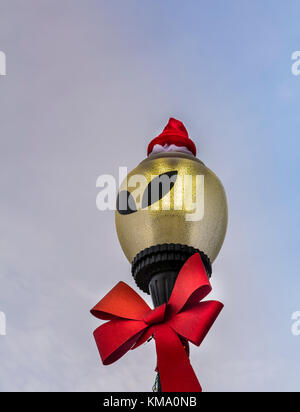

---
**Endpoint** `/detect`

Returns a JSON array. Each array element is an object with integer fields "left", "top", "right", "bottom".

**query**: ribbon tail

[{"left": 154, "top": 326, "right": 202, "bottom": 392}]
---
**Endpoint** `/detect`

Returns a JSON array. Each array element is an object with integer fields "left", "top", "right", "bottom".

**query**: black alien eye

[
  {"left": 117, "top": 190, "right": 137, "bottom": 215},
  {"left": 142, "top": 171, "right": 178, "bottom": 209}
]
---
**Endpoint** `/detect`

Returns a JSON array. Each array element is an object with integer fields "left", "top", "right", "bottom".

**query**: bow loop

[
  {"left": 91, "top": 281, "right": 150, "bottom": 321},
  {"left": 93, "top": 319, "right": 147, "bottom": 365},
  {"left": 167, "top": 253, "right": 212, "bottom": 316},
  {"left": 169, "top": 300, "right": 224, "bottom": 346}
]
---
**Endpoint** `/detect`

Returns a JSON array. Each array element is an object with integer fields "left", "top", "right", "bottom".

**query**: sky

[{"left": 0, "top": 0, "right": 299, "bottom": 391}]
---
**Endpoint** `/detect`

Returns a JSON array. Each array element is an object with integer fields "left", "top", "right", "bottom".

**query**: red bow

[{"left": 91, "top": 253, "right": 223, "bottom": 392}]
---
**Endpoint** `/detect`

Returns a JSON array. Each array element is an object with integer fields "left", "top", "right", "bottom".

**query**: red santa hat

[{"left": 147, "top": 118, "right": 197, "bottom": 157}]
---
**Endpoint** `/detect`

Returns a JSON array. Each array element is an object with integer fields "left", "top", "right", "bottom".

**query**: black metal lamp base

[{"left": 131, "top": 243, "right": 211, "bottom": 296}]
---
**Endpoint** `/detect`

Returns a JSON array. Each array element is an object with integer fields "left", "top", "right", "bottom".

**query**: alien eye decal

[
  {"left": 141, "top": 171, "right": 178, "bottom": 209},
  {"left": 117, "top": 190, "right": 137, "bottom": 215}
]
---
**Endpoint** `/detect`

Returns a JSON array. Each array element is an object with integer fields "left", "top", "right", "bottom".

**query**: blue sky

[{"left": 0, "top": 0, "right": 299, "bottom": 391}]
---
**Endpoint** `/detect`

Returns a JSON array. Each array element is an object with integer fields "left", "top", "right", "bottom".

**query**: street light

[{"left": 114, "top": 118, "right": 228, "bottom": 391}]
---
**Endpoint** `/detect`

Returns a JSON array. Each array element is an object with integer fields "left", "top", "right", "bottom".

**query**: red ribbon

[{"left": 91, "top": 253, "right": 223, "bottom": 392}]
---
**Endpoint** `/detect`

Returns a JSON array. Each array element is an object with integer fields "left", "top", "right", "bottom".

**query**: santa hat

[{"left": 147, "top": 118, "right": 197, "bottom": 157}]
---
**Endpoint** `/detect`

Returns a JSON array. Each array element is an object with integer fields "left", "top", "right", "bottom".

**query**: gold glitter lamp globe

[{"left": 115, "top": 118, "right": 228, "bottom": 305}]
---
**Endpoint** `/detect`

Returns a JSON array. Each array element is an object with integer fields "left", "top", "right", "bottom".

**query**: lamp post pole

[{"left": 132, "top": 244, "right": 212, "bottom": 392}]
